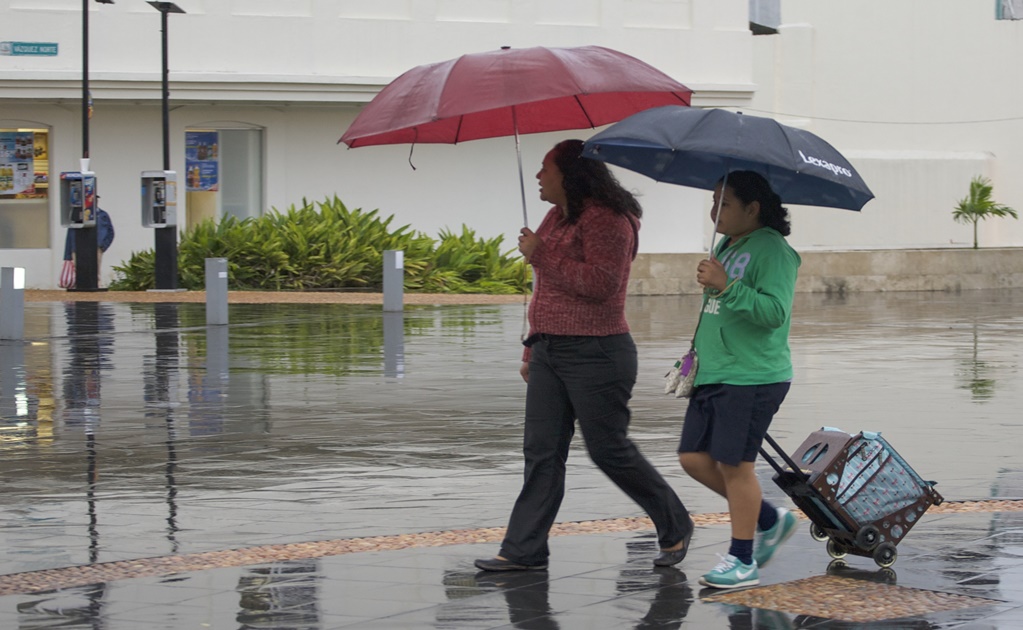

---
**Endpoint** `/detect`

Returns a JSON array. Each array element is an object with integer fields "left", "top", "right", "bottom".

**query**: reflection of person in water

[
  {"left": 634, "top": 569, "right": 693, "bottom": 630},
  {"left": 706, "top": 604, "right": 796, "bottom": 630},
  {"left": 474, "top": 571, "right": 559, "bottom": 630},
  {"left": 474, "top": 564, "right": 695, "bottom": 630}
]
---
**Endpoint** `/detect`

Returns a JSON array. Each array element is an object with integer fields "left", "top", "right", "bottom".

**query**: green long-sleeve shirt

[{"left": 693, "top": 227, "right": 801, "bottom": 386}]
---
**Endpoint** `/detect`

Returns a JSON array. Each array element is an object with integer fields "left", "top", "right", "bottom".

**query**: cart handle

[{"left": 759, "top": 433, "right": 810, "bottom": 480}]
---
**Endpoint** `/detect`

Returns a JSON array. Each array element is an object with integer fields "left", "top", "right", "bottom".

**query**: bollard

[
  {"left": 205, "top": 258, "right": 229, "bottom": 325},
  {"left": 383, "top": 250, "right": 404, "bottom": 312},
  {"left": 0, "top": 267, "right": 25, "bottom": 340}
]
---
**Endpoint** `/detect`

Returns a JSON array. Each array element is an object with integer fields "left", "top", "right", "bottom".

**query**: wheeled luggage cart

[{"left": 759, "top": 427, "right": 943, "bottom": 568}]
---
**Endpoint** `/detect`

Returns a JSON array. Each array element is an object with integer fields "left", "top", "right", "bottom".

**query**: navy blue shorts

[{"left": 677, "top": 383, "right": 791, "bottom": 466}]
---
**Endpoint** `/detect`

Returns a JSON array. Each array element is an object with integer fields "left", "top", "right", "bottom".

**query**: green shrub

[
  {"left": 110, "top": 197, "right": 530, "bottom": 293},
  {"left": 411, "top": 226, "right": 529, "bottom": 294},
  {"left": 110, "top": 248, "right": 158, "bottom": 291}
]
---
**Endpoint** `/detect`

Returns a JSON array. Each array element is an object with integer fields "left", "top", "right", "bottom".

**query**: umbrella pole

[
  {"left": 512, "top": 108, "right": 529, "bottom": 228},
  {"left": 708, "top": 170, "right": 728, "bottom": 257},
  {"left": 511, "top": 108, "right": 532, "bottom": 342}
]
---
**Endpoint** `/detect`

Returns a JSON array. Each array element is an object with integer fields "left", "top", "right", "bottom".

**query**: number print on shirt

[{"left": 720, "top": 251, "right": 751, "bottom": 281}]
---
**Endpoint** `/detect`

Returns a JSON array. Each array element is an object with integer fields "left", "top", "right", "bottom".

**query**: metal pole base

[
  {"left": 154, "top": 226, "right": 178, "bottom": 290},
  {"left": 71, "top": 227, "right": 102, "bottom": 291}
]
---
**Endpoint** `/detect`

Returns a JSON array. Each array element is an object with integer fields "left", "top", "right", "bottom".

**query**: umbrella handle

[{"left": 513, "top": 108, "right": 529, "bottom": 228}]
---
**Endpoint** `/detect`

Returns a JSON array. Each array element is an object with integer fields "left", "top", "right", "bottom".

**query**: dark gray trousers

[{"left": 499, "top": 333, "right": 692, "bottom": 565}]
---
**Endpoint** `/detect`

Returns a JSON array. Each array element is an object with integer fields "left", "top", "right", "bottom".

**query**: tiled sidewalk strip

[{"left": 0, "top": 499, "right": 1019, "bottom": 596}]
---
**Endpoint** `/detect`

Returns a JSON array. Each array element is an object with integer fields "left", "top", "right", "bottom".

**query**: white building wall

[
  {"left": 749, "top": 0, "right": 1023, "bottom": 250},
  {"left": 3, "top": 0, "right": 1023, "bottom": 288}
]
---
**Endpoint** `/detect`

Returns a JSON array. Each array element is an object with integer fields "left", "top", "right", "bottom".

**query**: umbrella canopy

[
  {"left": 339, "top": 45, "right": 692, "bottom": 148},
  {"left": 582, "top": 106, "right": 873, "bottom": 211}
]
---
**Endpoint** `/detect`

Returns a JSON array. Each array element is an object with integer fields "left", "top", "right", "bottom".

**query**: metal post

[
  {"left": 154, "top": 5, "right": 176, "bottom": 290},
  {"left": 149, "top": 2, "right": 185, "bottom": 290},
  {"left": 72, "top": 227, "right": 100, "bottom": 291},
  {"left": 204, "top": 257, "right": 228, "bottom": 325},
  {"left": 383, "top": 250, "right": 404, "bottom": 312},
  {"left": 74, "top": 0, "right": 107, "bottom": 292},
  {"left": 82, "top": 0, "right": 90, "bottom": 160},
  {"left": 0, "top": 267, "right": 25, "bottom": 340},
  {"left": 159, "top": 8, "right": 170, "bottom": 172}
]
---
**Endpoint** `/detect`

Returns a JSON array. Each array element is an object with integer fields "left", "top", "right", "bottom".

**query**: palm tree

[{"left": 952, "top": 176, "right": 1018, "bottom": 249}]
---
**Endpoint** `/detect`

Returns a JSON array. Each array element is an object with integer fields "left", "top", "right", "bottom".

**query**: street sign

[{"left": 0, "top": 42, "right": 59, "bottom": 56}]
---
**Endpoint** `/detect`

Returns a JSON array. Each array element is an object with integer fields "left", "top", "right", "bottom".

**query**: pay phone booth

[
  {"left": 141, "top": 171, "right": 177, "bottom": 228},
  {"left": 60, "top": 171, "right": 97, "bottom": 228}
]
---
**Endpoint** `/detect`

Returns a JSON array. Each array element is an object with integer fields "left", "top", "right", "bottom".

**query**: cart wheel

[
  {"left": 826, "top": 539, "right": 848, "bottom": 559},
  {"left": 855, "top": 525, "right": 880, "bottom": 550},
  {"left": 873, "top": 542, "right": 897, "bottom": 568},
  {"left": 810, "top": 523, "right": 828, "bottom": 542}
]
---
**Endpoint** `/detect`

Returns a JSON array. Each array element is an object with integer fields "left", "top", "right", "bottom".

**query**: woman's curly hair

[{"left": 550, "top": 139, "right": 642, "bottom": 224}]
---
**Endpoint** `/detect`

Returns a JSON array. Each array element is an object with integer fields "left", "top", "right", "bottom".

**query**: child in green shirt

[{"left": 677, "top": 170, "right": 801, "bottom": 589}]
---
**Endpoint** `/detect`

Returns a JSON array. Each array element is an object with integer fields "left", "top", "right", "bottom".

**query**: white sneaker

[{"left": 699, "top": 553, "right": 760, "bottom": 589}]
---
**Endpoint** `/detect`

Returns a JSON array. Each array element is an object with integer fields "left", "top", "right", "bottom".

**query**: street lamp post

[
  {"left": 73, "top": 0, "right": 114, "bottom": 292},
  {"left": 147, "top": 1, "right": 185, "bottom": 290}
]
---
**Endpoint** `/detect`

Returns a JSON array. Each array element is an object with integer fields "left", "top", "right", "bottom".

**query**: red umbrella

[{"left": 339, "top": 45, "right": 691, "bottom": 225}]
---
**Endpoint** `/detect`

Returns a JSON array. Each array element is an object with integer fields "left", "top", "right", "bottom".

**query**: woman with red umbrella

[{"left": 474, "top": 139, "right": 694, "bottom": 572}]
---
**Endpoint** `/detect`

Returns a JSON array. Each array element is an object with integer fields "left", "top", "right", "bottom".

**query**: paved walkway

[
  {"left": 0, "top": 503, "right": 1020, "bottom": 628},
  {"left": 1, "top": 292, "right": 1021, "bottom": 628}
]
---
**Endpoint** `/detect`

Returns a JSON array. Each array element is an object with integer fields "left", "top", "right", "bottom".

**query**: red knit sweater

[{"left": 522, "top": 203, "right": 638, "bottom": 361}]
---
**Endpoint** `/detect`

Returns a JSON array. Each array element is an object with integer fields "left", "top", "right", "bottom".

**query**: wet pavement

[{"left": 1, "top": 290, "right": 1022, "bottom": 628}]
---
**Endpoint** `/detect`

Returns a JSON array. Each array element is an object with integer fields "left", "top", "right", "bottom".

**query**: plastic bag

[
  {"left": 664, "top": 348, "right": 698, "bottom": 399},
  {"left": 58, "top": 259, "right": 76, "bottom": 289}
]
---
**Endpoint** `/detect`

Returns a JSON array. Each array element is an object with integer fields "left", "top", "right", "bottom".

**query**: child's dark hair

[{"left": 724, "top": 170, "right": 791, "bottom": 236}]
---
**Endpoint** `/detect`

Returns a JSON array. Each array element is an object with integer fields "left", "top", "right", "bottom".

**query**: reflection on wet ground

[{"left": 1, "top": 291, "right": 1022, "bottom": 628}]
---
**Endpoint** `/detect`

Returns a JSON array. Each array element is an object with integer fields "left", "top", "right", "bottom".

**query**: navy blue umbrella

[{"left": 582, "top": 106, "right": 873, "bottom": 211}]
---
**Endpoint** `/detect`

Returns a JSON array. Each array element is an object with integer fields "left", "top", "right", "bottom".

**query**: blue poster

[{"left": 185, "top": 131, "right": 219, "bottom": 192}]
